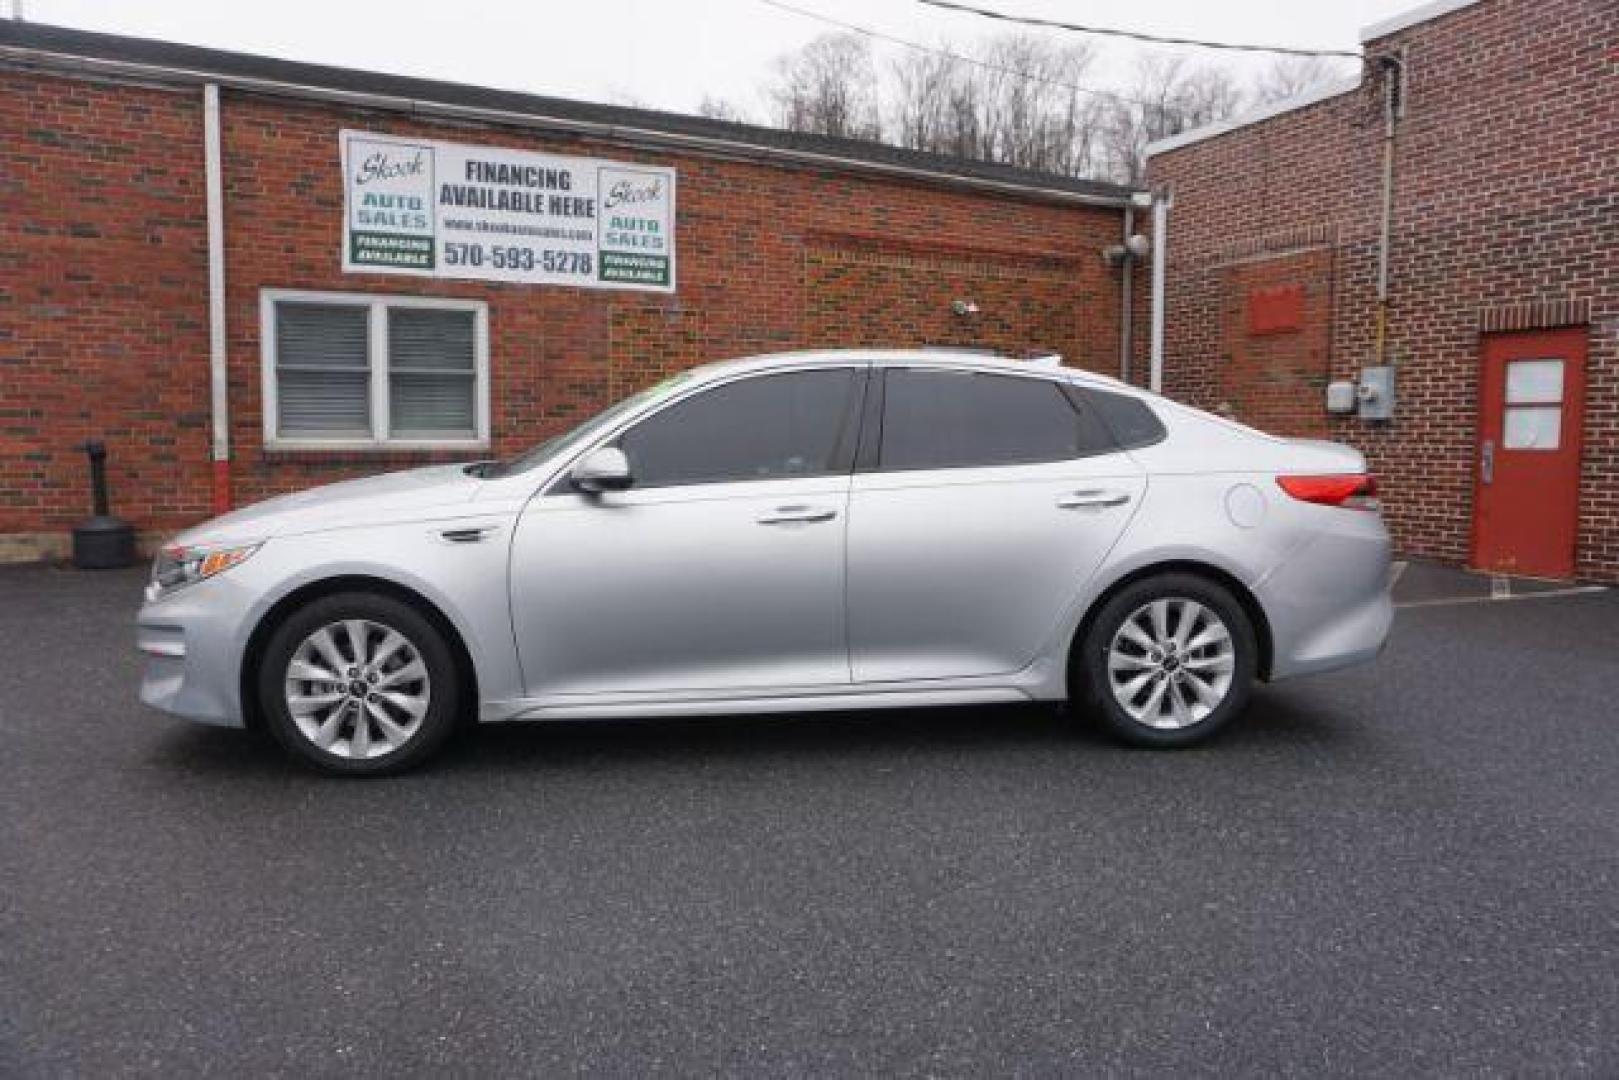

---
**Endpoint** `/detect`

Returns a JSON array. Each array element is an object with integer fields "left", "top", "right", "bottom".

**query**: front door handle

[
  {"left": 1481, "top": 439, "right": 1495, "bottom": 485},
  {"left": 757, "top": 504, "right": 838, "bottom": 525},
  {"left": 1057, "top": 489, "right": 1131, "bottom": 510},
  {"left": 437, "top": 524, "right": 500, "bottom": 544}
]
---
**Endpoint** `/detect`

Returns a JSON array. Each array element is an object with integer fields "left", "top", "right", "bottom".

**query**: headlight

[{"left": 147, "top": 540, "right": 262, "bottom": 600}]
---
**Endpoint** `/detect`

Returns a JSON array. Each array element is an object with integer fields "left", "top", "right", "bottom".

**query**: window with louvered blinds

[
  {"left": 264, "top": 292, "right": 486, "bottom": 447},
  {"left": 388, "top": 308, "right": 476, "bottom": 437},
  {"left": 274, "top": 302, "right": 371, "bottom": 436}
]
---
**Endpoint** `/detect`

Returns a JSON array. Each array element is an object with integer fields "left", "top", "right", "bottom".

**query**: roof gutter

[{"left": 0, "top": 43, "right": 1136, "bottom": 210}]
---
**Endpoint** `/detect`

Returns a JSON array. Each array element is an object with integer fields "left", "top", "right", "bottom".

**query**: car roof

[{"left": 690, "top": 349, "right": 1140, "bottom": 392}]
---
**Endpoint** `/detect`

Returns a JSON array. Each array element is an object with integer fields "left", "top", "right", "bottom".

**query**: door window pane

[
  {"left": 1506, "top": 359, "right": 1564, "bottom": 404},
  {"left": 619, "top": 369, "right": 855, "bottom": 487},
  {"left": 880, "top": 370, "right": 1111, "bottom": 471},
  {"left": 388, "top": 308, "right": 477, "bottom": 436},
  {"left": 1503, "top": 405, "right": 1561, "bottom": 450},
  {"left": 274, "top": 302, "right": 371, "bottom": 436}
]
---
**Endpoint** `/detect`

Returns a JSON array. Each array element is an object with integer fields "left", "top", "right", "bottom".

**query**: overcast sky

[{"left": 15, "top": 0, "right": 1418, "bottom": 117}]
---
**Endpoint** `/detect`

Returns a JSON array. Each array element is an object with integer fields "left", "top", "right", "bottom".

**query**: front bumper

[{"left": 136, "top": 578, "right": 256, "bottom": 727}]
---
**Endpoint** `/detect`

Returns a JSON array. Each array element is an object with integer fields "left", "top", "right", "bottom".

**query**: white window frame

[{"left": 260, "top": 289, "right": 490, "bottom": 452}]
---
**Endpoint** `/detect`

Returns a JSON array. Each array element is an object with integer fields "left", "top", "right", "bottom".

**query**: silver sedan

[{"left": 137, "top": 351, "right": 1392, "bottom": 774}]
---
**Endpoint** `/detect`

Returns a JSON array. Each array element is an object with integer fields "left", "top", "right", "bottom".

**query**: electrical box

[
  {"left": 1326, "top": 380, "right": 1357, "bottom": 414},
  {"left": 1358, "top": 365, "right": 1395, "bottom": 420}
]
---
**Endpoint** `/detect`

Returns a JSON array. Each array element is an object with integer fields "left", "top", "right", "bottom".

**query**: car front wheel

[
  {"left": 257, "top": 591, "right": 461, "bottom": 775},
  {"left": 1077, "top": 573, "right": 1257, "bottom": 748}
]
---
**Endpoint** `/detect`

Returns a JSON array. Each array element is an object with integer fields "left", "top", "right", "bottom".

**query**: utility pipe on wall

[
  {"left": 1372, "top": 50, "right": 1404, "bottom": 369},
  {"left": 203, "top": 82, "right": 230, "bottom": 513},
  {"left": 1148, "top": 188, "right": 1171, "bottom": 394}
]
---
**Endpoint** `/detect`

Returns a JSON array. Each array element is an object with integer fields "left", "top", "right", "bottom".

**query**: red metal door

[{"left": 1471, "top": 327, "right": 1587, "bottom": 578}]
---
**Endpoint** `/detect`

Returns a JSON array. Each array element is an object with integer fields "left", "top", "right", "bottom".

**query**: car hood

[{"left": 171, "top": 464, "right": 484, "bottom": 546}]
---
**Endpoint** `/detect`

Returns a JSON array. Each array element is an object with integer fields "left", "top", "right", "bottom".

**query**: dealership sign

[{"left": 341, "top": 130, "right": 676, "bottom": 292}]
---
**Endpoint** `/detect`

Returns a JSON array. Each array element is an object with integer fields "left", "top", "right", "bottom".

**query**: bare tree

[
  {"left": 768, "top": 33, "right": 882, "bottom": 140},
  {"left": 748, "top": 32, "right": 1253, "bottom": 184},
  {"left": 888, "top": 33, "right": 1104, "bottom": 176},
  {"left": 1099, "top": 54, "right": 1246, "bottom": 185},
  {"left": 979, "top": 35, "right": 1103, "bottom": 174},
  {"left": 1252, "top": 55, "right": 1358, "bottom": 106},
  {"left": 889, "top": 47, "right": 959, "bottom": 155},
  {"left": 697, "top": 95, "right": 748, "bottom": 123}
]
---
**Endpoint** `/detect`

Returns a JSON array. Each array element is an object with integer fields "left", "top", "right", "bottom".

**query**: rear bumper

[{"left": 1257, "top": 510, "right": 1394, "bottom": 681}]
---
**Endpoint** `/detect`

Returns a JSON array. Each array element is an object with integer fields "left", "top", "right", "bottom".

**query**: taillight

[{"left": 1276, "top": 473, "right": 1380, "bottom": 510}]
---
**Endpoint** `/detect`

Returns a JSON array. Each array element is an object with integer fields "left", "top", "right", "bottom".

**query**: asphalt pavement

[{"left": 2, "top": 562, "right": 1617, "bottom": 1076}]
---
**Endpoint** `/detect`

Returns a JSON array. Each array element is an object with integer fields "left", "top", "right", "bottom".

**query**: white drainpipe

[
  {"left": 1148, "top": 188, "right": 1171, "bottom": 394},
  {"left": 203, "top": 82, "right": 230, "bottom": 512}
]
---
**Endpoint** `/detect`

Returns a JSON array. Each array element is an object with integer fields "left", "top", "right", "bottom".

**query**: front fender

[{"left": 232, "top": 519, "right": 523, "bottom": 719}]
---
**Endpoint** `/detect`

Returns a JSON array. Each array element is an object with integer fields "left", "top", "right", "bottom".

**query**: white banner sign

[{"left": 341, "top": 130, "right": 676, "bottom": 292}]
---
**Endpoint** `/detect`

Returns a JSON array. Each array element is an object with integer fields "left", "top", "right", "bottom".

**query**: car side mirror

[{"left": 569, "top": 446, "right": 634, "bottom": 494}]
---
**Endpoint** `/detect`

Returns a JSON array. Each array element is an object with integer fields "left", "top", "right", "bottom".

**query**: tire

[
  {"left": 1075, "top": 572, "right": 1257, "bottom": 748},
  {"left": 256, "top": 591, "right": 462, "bottom": 776}
]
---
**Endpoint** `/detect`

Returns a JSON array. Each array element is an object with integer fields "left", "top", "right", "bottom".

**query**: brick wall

[
  {"left": 0, "top": 76, "right": 213, "bottom": 541},
  {"left": 1147, "top": 0, "right": 1618, "bottom": 581},
  {"left": 0, "top": 70, "right": 1129, "bottom": 546}
]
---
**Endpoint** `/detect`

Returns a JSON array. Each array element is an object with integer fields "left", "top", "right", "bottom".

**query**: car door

[
  {"left": 847, "top": 367, "right": 1146, "bottom": 683},
  {"left": 510, "top": 366, "right": 864, "bottom": 697}
]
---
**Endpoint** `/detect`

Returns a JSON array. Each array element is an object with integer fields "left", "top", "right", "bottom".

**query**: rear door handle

[
  {"left": 1057, "top": 489, "right": 1131, "bottom": 510},
  {"left": 757, "top": 504, "right": 838, "bottom": 525}
]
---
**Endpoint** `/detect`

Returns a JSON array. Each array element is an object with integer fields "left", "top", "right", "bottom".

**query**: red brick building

[
  {"left": 0, "top": 22, "right": 1142, "bottom": 560},
  {"left": 1145, "top": 0, "right": 1617, "bottom": 581}
]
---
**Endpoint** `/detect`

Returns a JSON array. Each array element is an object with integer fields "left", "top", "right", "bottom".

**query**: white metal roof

[
  {"left": 1144, "top": 77, "right": 1362, "bottom": 158},
  {"left": 1359, "top": 0, "right": 1484, "bottom": 42}
]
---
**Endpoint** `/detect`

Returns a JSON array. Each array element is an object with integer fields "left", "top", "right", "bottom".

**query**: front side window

[
  {"left": 618, "top": 369, "right": 857, "bottom": 488},
  {"left": 263, "top": 292, "right": 487, "bottom": 448},
  {"left": 878, "top": 369, "right": 1115, "bottom": 472}
]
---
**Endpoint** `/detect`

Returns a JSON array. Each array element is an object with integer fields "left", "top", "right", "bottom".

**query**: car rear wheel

[
  {"left": 1076, "top": 573, "right": 1257, "bottom": 747},
  {"left": 257, "top": 591, "right": 461, "bottom": 775}
]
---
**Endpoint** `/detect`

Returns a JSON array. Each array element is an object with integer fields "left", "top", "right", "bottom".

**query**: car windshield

[{"left": 472, "top": 371, "right": 696, "bottom": 478}]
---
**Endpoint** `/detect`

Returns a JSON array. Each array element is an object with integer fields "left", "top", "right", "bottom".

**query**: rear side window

[
  {"left": 1080, "top": 387, "right": 1169, "bottom": 450},
  {"left": 877, "top": 369, "right": 1117, "bottom": 472},
  {"left": 618, "top": 369, "right": 857, "bottom": 488}
]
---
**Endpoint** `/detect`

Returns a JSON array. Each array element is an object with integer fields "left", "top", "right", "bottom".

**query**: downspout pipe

[
  {"left": 1119, "top": 202, "right": 1134, "bottom": 382},
  {"left": 203, "top": 82, "right": 230, "bottom": 513},
  {"left": 1149, "top": 188, "right": 1171, "bottom": 395}
]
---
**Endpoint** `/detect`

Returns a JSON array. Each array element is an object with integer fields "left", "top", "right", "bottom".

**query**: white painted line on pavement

[{"left": 1395, "top": 585, "right": 1608, "bottom": 610}]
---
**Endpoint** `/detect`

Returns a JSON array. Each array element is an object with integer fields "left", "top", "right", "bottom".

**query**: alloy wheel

[
  {"left": 283, "top": 618, "right": 431, "bottom": 759},
  {"left": 1106, "top": 598, "right": 1236, "bottom": 730}
]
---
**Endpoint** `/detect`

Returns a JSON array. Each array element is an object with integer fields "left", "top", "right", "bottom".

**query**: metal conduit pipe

[{"left": 1373, "top": 50, "right": 1405, "bottom": 368}]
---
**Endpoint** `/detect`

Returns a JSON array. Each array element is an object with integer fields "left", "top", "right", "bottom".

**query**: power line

[
  {"left": 916, "top": 0, "right": 1363, "bottom": 60},
  {"left": 758, "top": 0, "right": 1154, "bottom": 108}
]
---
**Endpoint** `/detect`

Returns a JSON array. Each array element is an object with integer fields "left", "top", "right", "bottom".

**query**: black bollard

[{"left": 71, "top": 440, "right": 137, "bottom": 569}]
